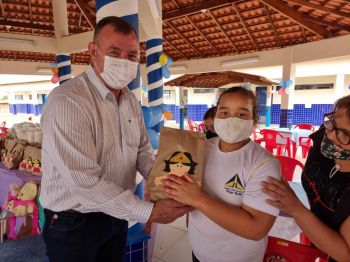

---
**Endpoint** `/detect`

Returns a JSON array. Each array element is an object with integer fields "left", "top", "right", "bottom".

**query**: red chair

[
  {"left": 0, "top": 121, "right": 7, "bottom": 138},
  {"left": 198, "top": 123, "right": 206, "bottom": 133},
  {"left": 299, "top": 136, "right": 312, "bottom": 158},
  {"left": 260, "top": 129, "right": 291, "bottom": 157},
  {"left": 295, "top": 124, "right": 314, "bottom": 131},
  {"left": 253, "top": 127, "right": 264, "bottom": 145},
  {"left": 276, "top": 156, "right": 304, "bottom": 181},
  {"left": 264, "top": 236, "right": 328, "bottom": 262},
  {"left": 187, "top": 119, "right": 201, "bottom": 132}
]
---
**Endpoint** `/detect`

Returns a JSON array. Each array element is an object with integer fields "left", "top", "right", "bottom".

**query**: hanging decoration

[
  {"left": 159, "top": 53, "right": 173, "bottom": 79},
  {"left": 278, "top": 80, "right": 293, "bottom": 95},
  {"left": 141, "top": 85, "right": 148, "bottom": 97},
  {"left": 50, "top": 62, "right": 59, "bottom": 84}
]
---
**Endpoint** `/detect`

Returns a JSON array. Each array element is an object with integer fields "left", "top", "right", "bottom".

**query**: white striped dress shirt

[{"left": 39, "top": 65, "right": 154, "bottom": 223}]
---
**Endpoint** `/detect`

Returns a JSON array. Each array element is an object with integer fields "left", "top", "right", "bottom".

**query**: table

[{"left": 272, "top": 128, "right": 312, "bottom": 158}]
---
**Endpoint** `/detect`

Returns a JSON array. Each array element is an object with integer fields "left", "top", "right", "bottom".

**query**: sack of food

[
  {"left": 3, "top": 139, "right": 26, "bottom": 169},
  {"left": 147, "top": 126, "right": 205, "bottom": 201}
]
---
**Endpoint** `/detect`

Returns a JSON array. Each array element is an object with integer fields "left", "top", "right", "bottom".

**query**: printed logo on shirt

[{"left": 225, "top": 174, "right": 245, "bottom": 195}]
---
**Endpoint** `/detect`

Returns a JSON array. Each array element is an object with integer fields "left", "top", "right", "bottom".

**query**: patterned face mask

[{"left": 320, "top": 135, "right": 350, "bottom": 160}]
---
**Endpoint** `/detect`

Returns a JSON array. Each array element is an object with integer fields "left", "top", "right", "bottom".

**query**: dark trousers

[
  {"left": 42, "top": 209, "right": 128, "bottom": 262},
  {"left": 192, "top": 252, "right": 200, "bottom": 262}
]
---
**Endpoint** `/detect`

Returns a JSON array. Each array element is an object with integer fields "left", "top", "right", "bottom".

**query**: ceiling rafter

[
  {"left": 163, "top": 0, "right": 241, "bottom": 21},
  {"left": 185, "top": 15, "right": 221, "bottom": 55},
  {"left": 171, "top": 0, "right": 180, "bottom": 9},
  {"left": 259, "top": 0, "right": 330, "bottom": 38},
  {"left": 262, "top": 4, "right": 283, "bottom": 47},
  {"left": 306, "top": 15, "right": 350, "bottom": 32},
  {"left": 164, "top": 21, "right": 203, "bottom": 58},
  {"left": 287, "top": 0, "right": 350, "bottom": 20},
  {"left": 163, "top": 35, "right": 187, "bottom": 59},
  {"left": 28, "top": 0, "right": 33, "bottom": 34},
  {"left": 232, "top": 3, "right": 260, "bottom": 52},
  {"left": 73, "top": 0, "right": 95, "bottom": 29},
  {"left": 0, "top": 0, "right": 5, "bottom": 17},
  {"left": 0, "top": 20, "right": 54, "bottom": 31},
  {"left": 206, "top": 10, "right": 240, "bottom": 54}
]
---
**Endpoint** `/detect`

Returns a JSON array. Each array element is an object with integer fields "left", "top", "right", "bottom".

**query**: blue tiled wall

[
  {"left": 271, "top": 104, "right": 333, "bottom": 126},
  {"left": 9, "top": 104, "right": 45, "bottom": 116},
  {"left": 165, "top": 104, "right": 180, "bottom": 123},
  {"left": 187, "top": 104, "right": 209, "bottom": 121}
]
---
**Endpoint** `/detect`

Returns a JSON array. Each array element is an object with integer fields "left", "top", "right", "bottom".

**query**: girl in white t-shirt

[{"left": 163, "top": 86, "right": 281, "bottom": 262}]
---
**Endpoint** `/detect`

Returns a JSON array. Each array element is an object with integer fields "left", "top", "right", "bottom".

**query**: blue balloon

[
  {"left": 148, "top": 128, "right": 159, "bottom": 149},
  {"left": 166, "top": 57, "right": 173, "bottom": 66},
  {"left": 142, "top": 105, "right": 163, "bottom": 128},
  {"left": 162, "top": 66, "right": 171, "bottom": 79},
  {"left": 51, "top": 62, "right": 57, "bottom": 68},
  {"left": 286, "top": 80, "right": 293, "bottom": 87},
  {"left": 279, "top": 80, "right": 286, "bottom": 87}
]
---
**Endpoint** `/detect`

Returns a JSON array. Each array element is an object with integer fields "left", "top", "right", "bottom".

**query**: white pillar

[{"left": 335, "top": 74, "right": 345, "bottom": 99}]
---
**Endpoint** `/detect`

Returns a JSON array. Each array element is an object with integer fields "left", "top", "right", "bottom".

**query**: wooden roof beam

[
  {"left": 232, "top": 3, "right": 260, "bottom": 52},
  {"left": 0, "top": 20, "right": 54, "bottom": 31},
  {"left": 163, "top": 0, "right": 242, "bottom": 21},
  {"left": 163, "top": 21, "right": 203, "bottom": 58},
  {"left": 306, "top": 15, "right": 350, "bottom": 32},
  {"left": 185, "top": 15, "right": 222, "bottom": 56},
  {"left": 163, "top": 36, "right": 187, "bottom": 59},
  {"left": 286, "top": 0, "right": 350, "bottom": 20},
  {"left": 262, "top": 5, "right": 283, "bottom": 48},
  {"left": 259, "top": 0, "right": 330, "bottom": 38},
  {"left": 74, "top": 0, "right": 96, "bottom": 29},
  {"left": 207, "top": 10, "right": 240, "bottom": 54}
]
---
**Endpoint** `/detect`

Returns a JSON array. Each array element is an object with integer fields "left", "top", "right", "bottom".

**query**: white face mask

[
  {"left": 214, "top": 117, "right": 254, "bottom": 144},
  {"left": 95, "top": 47, "right": 138, "bottom": 90}
]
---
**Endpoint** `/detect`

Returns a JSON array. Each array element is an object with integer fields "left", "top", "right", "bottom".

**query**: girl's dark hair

[
  {"left": 163, "top": 151, "right": 198, "bottom": 175},
  {"left": 94, "top": 16, "right": 136, "bottom": 41},
  {"left": 217, "top": 86, "right": 259, "bottom": 124},
  {"left": 203, "top": 106, "right": 217, "bottom": 121},
  {"left": 334, "top": 95, "right": 350, "bottom": 118}
]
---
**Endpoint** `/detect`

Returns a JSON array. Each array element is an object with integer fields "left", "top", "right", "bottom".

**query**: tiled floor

[{"left": 150, "top": 145, "right": 307, "bottom": 262}]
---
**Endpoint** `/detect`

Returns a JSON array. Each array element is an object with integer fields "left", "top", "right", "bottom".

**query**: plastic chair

[
  {"left": 260, "top": 129, "right": 291, "bottom": 157},
  {"left": 295, "top": 124, "right": 314, "bottom": 131},
  {"left": 264, "top": 236, "right": 328, "bottom": 262},
  {"left": 198, "top": 123, "right": 206, "bottom": 133},
  {"left": 253, "top": 127, "right": 264, "bottom": 145},
  {"left": 0, "top": 127, "right": 8, "bottom": 138},
  {"left": 276, "top": 155, "right": 304, "bottom": 181},
  {"left": 299, "top": 136, "right": 312, "bottom": 158},
  {"left": 187, "top": 119, "right": 199, "bottom": 132}
]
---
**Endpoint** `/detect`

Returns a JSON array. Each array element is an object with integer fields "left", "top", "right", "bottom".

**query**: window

[
  {"left": 15, "top": 95, "right": 24, "bottom": 100},
  {"left": 163, "top": 90, "right": 175, "bottom": 100},
  {"left": 295, "top": 83, "right": 333, "bottom": 90},
  {"left": 193, "top": 88, "right": 214, "bottom": 94}
]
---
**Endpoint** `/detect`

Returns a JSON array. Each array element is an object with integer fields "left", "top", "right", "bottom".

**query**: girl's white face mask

[
  {"left": 96, "top": 46, "right": 138, "bottom": 90},
  {"left": 214, "top": 117, "right": 254, "bottom": 144}
]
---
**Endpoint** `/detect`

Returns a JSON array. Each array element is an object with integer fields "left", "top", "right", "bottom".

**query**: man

[
  {"left": 203, "top": 106, "right": 217, "bottom": 139},
  {"left": 40, "top": 16, "right": 191, "bottom": 262}
]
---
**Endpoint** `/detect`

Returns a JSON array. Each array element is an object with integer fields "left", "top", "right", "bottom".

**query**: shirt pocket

[{"left": 123, "top": 116, "right": 140, "bottom": 147}]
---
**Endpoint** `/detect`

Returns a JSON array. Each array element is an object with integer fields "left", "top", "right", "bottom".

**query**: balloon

[
  {"left": 286, "top": 80, "right": 293, "bottom": 87},
  {"left": 166, "top": 57, "right": 173, "bottom": 66},
  {"left": 147, "top": 128, "right": 159, "bottom": 149},
  {"left": 142, "top": 105, "right": 163, "bottom": 128},
  {"left": 279, "top": 80, "right": 285, "bottom": 87},
  {"left": 159, "top": 54, "right": 168, "bottom": 66},
  {"left": 51, "top": 67, "right": 59, "bottom": 74},
  {"left": 51, "top": 62, "right": 57, "bottom": 68},
  {"left": 51, "top": 74, "right": 59, "bottom": 84},
  {"left": 162, "top": 66, "right": 171, "bottom": 79},
  {"left": 278, "top": 88, "right": 283, "bottom": 95},
  {"left": 164, "top": 111, "right": 173, "bottom": 120}
]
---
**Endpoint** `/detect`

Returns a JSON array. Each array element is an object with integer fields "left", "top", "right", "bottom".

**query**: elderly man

[{"left": 40, "top": 16, "right": 190, "bottom": 262}]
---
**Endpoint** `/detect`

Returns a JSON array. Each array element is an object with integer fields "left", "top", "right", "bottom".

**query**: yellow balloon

[
  {"left": 164, "top": 111, "right": 173, "bottom": 120},
  {"left": 159, "top": 54, "right": 168, "bottom": 66},
  {"left": 51, "top": 67, "right": 59, "bottom": 74}
]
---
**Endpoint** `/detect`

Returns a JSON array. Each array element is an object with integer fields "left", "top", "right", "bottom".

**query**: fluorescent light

[
  {"left": 170, "top": 65, "right": 187, "bottom": 71},
  {"left": 37, "top": 68, "right": 52, "bottom": 74},
  {"left": 221, "top": 57, "right": 260, "bottom": 68},
  {"left": 0, "top": 37, "right": 35, "bottom": 47}
]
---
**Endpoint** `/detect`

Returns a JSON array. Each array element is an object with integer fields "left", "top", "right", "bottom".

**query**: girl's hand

[
  {"left": 162, "top": 174, "right": 204, "bottom": 208},
  {"left": 261, "top": 176, "right": 305, "bottom": 217}
]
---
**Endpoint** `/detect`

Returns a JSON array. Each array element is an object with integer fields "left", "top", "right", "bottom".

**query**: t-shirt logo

[{"left": 225, "top": 174, "right": 245, "bottom": 195}]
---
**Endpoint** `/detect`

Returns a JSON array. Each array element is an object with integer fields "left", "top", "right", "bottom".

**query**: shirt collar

[{"left": 86, "top": 65, "right": 131, "bottom": 101}]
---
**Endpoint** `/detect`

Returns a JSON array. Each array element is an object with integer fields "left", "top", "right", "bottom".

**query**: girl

[
  {"left": 262, "top": 95, "right": 350, "bottom": 262},
  {"left": 163, "top": 86, "right": 281, "bottom": 262}
]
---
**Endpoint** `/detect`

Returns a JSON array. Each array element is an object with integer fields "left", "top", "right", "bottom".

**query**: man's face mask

[
  {"left": 321, "top": 135, "right": 350, "bottom": 160},
  {"left": 95, "top": 45, "right": 138, "bottom": 90}
]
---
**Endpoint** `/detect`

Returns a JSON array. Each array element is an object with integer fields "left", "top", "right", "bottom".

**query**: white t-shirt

[{"left": 189, "top": 137, "right": 281, "bottom": 262}]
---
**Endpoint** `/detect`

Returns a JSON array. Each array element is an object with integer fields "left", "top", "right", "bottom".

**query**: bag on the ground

[{"left": 147, "top": 126, "right": 205, "bottom": 201}]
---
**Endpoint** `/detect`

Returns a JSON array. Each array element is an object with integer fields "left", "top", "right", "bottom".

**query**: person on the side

[
  {"left": 203, "top": 106, "right": 217, "bottom": 139},
  {"left": 163, "top": 86, "right": 281, "bottom": 262},
  {"left": 262, "top": 95, "right": 350, "bottom": 262}
]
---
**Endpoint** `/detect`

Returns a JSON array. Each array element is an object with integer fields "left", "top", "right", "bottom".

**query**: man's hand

[{"left": 147, "top": 199, "right": 193, "bottom": 224}]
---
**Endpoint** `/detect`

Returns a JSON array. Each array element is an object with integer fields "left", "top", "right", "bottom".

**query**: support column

[
  {"left": 56, "top": 53, "right": 72, "bottom": 84},
  {"left": 335, "top": 74, "right": 345, "bottom": 99},
  {"left": 280, "top": 48, "right": 296, "bottom": 128},
  {"left": 96, "top": 0, "right": 140, "bottom": 100},
  {"left": 265, "top": 86, "right": 273, "bottom": 127},
  {"left": 176, "top": 86, "right": 185, "bottom": 130}
]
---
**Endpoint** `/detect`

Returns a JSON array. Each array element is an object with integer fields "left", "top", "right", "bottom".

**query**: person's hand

[
  {"left": 147, "top": 198, "right": 193, "bottom": 225},
  {"left": 162, "top": 174, "right": 204, "bottom": 208},
  {"left": 261, "top": 176, "right": 305, "bottom": 217}
]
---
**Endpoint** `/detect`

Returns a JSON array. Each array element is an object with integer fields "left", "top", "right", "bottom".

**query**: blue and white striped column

[
  {"left": 56, "top": 53, "right": 71, "bottom": 84},
  {"left": 96, "top": 0, "right": 141, "bottom": 100},
  {"left": 146, "top": 36, "right": 164, "bottom": 135}
]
